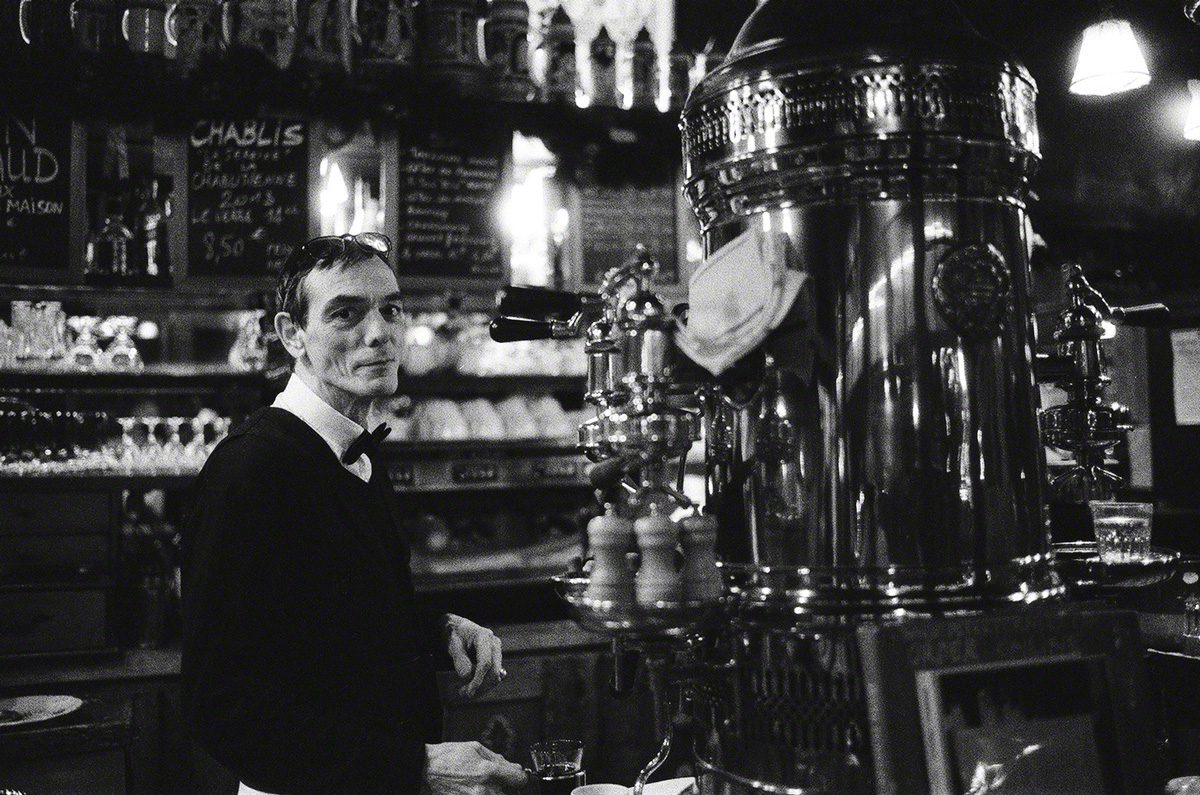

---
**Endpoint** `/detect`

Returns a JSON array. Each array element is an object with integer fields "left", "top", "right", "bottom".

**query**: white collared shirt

[{"left": 271, "top": 372, "right": 373, "bottom": 483}]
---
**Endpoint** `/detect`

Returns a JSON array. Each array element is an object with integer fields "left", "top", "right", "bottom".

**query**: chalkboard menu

[
  {"left": 580, "top": 183, "right": 677, "bottom": 285},
  {"left": 187, "top": 119, "right": 308, "bottom": 277},
  {"left": 0, "top": 115, "right": 71, "bottom": 274},
  {"left": 396, "top": 118, "right": 507, "bottom": 282}
]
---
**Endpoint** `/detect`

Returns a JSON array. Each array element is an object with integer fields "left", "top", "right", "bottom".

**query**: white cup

[{"left": 572, "top": 786, "right": 628, "bottom": 795}]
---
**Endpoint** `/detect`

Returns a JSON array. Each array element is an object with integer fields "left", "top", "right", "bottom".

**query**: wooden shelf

[
  {"left": 0, "top": 282, "right": 269, "bottom": 310},
  {"left": 0, "top": 473, "right": 196, "bottom": 492},
  {"left": 0, "top": 364, "right": 266, "bottom": 394},
  {"left": 383, "top": 438, "right": 579, "bottom": 456}
]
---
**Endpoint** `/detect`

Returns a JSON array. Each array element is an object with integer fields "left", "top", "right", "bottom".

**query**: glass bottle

[
  {"left": 85, "top": 197, "right": 134, "bottom": 283},
  {"left": 128, "top": 175, "right": 173, "bottom": 283},
  {"left": 153, "top": 175, "right": 174, "bottom": 283}
]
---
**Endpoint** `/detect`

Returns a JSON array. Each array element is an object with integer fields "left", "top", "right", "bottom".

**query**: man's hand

[
  {"left": 422, "top": 741, "right": 529, "bottom": 794},
  {"left": 443, "top": 613, "right": 505, "bottom": 699}
]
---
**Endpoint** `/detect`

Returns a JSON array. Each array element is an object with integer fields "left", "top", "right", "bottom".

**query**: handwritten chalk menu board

[
  {"left": 0, "top": 115, "right": 70, "bottom": 274},
  {"left": 187, "top": 119, "right": 307, "bottom": 276},
  {"left": 580, "top": 183, "right": 677, "bottom": 285},
  {"left": 396, "top": 118, "right": 506, "bottom": 282}
]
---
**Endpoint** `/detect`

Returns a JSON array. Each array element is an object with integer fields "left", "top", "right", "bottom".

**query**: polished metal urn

[{"left": 679, "top": 0, "right": 1063, "bottom": 788}]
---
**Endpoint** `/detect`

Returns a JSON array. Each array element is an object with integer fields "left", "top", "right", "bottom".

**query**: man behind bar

[{"left": 182, "top": 233, "right": 529, "bottom": 794}]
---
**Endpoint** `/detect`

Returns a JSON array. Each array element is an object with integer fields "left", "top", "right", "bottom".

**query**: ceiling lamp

[
  {"left": 1186, "top": 80, "right": 1200, "bottom": 140},
  {"left": 1070, "top": 18, "right": 1151, "bottom": 96}
]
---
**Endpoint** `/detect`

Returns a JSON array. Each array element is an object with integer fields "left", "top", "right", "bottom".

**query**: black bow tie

[{"left": 341, "top": 423, "right": 391, "bottom": 465}]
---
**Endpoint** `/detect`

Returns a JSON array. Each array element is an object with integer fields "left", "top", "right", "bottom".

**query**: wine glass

[
  {"left": 163, "top": 417, "right": 187, "bottom": 474},
  {"left": 117, "top": 417, "right": 140, "bottom": 474},
  {"left": 0, "top": 409, "right": 21, "bottom": 472},
  {"left": 142, "top": 417, "right": 169, "bottom": 474},
  {"left": 183, "top": 417, "right": 204, "bottom": 471},
  {"left": 207, "top": 417, "right": 231, "bottom": 455}
]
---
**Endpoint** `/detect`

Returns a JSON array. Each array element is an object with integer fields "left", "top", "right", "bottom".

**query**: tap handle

[
  {"left": 489, "top": 316, "right": 558, "bottom": 342},
  {"left": 587, "top": 456, "right": 630, "bottom": 490},
  {"left": 1112, "top": 303, "right": 1170, "bottom": 327},
  {"left": 496, "top": 286, "right": 591, "bottom": 319},
  {"left": 1034, "top": 352, "right": 1075, "bottom": 383}
]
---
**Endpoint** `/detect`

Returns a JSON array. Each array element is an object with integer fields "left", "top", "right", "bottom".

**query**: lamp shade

[
  {"left": 1186, "top": 80, "right": 1200, "bottom": 140},
  {"left": 1070, "top": 18, "right": 1151, "bottom": 96}
]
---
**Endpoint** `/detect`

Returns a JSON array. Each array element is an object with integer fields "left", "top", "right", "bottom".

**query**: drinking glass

[
  {"left": 1090, "top": 501, "right": 1153, "bottom": 563},
  {"left": 0, "top": 409, "right": 22, "bottom": 470},
  {"left": 207, "top": 417, "right": 231, "bottom": 454},
  {"left": 105, "top": 316, "right": 143, "bottom": 371},
  {"left": 67, "top": 316, "right": 104, "bottom": 370},
  {"left": 12, "top": 300, "right": 35, "bottom": 361},
  {"left": 45, "top": 302, "right": 67, "bottom": 359},
  {"left": 529, "top": 740, "right": 585, "bottom": 795},
  {"left": 183, "top": 416, "right": 208, "bottom": 470},
  {"left": 117, "top": 417, "right": 140, "bottom": 474},
  {"left": 144, "top": 417, "right": 170, "bottom": 473},
  {"left": 163, "top": 417, "right": 187, "bottom": 474}
]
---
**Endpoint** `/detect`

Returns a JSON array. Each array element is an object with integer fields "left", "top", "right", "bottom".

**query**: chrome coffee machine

[{"left": 492, "top": 0, "right": 1097, "bottom": 790}]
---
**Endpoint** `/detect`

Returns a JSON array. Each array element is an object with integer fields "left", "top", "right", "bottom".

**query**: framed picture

[{"left": 857, "top": 608, "right": 1162, "bottom": 795}]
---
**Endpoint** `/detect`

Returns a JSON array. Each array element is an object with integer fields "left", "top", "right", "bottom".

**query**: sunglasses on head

[
  {"left": 298, "top": 232, "right": 391, "bottom": 259},
  {"left": 287, "top": 232, "right": 392, "bottom": 271}
]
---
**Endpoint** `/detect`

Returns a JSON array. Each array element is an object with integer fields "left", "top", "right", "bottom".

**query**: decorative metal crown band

[
  {"left": 684, "top": 135, "right": 1039, "bottom": 229},
  {"left": 680, "top": 60, "right": 1039, "bottom": 179}
]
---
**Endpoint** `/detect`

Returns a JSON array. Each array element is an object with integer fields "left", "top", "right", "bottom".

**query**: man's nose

[{"left": 361, "top": 309, "right": 394, "bottom": 347}]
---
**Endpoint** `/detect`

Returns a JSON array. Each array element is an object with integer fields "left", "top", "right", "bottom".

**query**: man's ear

[{"left": 275, "top": 312, "right": 306, "bottom": 361}]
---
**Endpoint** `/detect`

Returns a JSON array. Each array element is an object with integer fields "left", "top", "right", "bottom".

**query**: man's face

[{"left": 290, "top": 257, "right": 404, "bottom": 400}]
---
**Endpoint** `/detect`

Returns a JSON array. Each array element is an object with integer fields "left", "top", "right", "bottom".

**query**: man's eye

[
  {"left": 329, "top": 308, "right": 356, "bottom": 321},
  {"left": 381, "top": 304, "right": 403, "bottom": 320}
]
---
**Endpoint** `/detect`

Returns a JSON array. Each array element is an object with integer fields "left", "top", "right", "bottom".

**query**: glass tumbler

[
  {"left": 529, "top": 739, "right": 585, "bottom": 795},
  {"left": 1090, "top": 501, "right": 1153, "bottom": 564}
]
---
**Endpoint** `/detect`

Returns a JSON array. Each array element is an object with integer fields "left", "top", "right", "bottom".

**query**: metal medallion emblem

[{"left": 932, "top": 243, "right": 1011, "bottom": 338}]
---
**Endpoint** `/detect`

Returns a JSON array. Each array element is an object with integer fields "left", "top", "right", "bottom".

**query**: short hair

[{"left": 275, "top": 245, "right": 381, "bottom": 328}]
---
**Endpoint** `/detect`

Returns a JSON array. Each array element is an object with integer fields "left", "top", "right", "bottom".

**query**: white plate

[{"left": 0, "top": 695, "right": 83, "bottom": 728}]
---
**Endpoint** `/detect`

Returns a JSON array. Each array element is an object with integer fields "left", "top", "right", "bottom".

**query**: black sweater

[{"left": 182, "top": 408, "right": 444, "bottom": 794}]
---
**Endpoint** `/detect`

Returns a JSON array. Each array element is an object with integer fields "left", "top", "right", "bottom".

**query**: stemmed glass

[
  {"left": 27, "top": 411, "right": 56, "bottom": 474},
  {"left": 117, "top": 417, "right": 140, "bottom": 474},
  {"left": 183, "top": 417, "right": 206, "bottom": 471},
  {"left": 48, "top": 411, "right": 75, "bottom": 468},
  {"left": 162, "top": 417, "right": 187, "bottom": 474},
  {"left": 105, "top": 317, "right": 144, "bottom": 372},
  {"left": 0, "top": 409, "right": 22, "bottom": 472},
  {"left": 207, "top": 417, "right": 231, "bottom": 455},
  {"left": 142, "top": 417, "right": 167, "bottom": 474}
]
